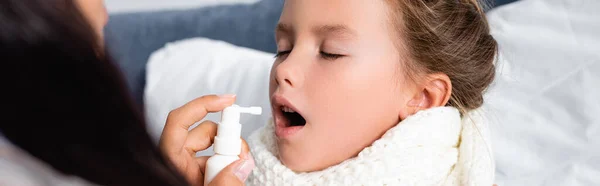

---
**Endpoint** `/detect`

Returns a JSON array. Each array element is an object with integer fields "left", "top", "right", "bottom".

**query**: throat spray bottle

[{"left": 204, "top": 104, "right": 262, "bottom": 185}]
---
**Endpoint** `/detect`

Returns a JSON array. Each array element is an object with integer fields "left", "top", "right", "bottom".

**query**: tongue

[{"left": 284, "top": 112, "right": 306, "bottom": 127}]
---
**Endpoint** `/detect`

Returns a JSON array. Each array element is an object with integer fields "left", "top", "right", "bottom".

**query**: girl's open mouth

[
  {"left": 272, "top": 95, "right": 306, "bottom": 138},
  {"left": 281, "top": 106, "right": 306, "bottom": 127}
]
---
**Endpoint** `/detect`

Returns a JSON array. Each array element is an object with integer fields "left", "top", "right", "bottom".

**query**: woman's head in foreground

[
  {"left": 0, "top": 0, "right": 187, "bottom": 185},
  {"left": 269, "top": 0, "right": 496, "bottom": 172}
]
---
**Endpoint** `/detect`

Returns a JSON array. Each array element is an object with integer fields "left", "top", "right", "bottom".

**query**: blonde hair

[{"left": 386, "top": 0, "right": 497, "bottom": 114}]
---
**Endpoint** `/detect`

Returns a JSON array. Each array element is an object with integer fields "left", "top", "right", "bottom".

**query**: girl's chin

[{"left": 277, "top": 152, "right": 332, "bottom": 173}]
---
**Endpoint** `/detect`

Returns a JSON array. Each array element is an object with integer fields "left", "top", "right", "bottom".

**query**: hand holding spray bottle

[{"left": 204, "top": 104, "right": 262, "bottom": 185}]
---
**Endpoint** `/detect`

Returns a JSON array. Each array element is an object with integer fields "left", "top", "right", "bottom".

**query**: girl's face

[
  {"left": 270, "top": 0, "right": 418, "bottom": 172},
  {"left": 75, "top": 0, "right": 108, "bottom": 38}
]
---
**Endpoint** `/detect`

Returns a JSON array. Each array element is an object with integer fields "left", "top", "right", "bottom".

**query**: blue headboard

[{"left": 496, "top": 0, "right": 517, "bottom": 7}]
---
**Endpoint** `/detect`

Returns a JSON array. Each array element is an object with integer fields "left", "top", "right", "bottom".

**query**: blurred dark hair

[{"left": 0, "top": 0, "right": 188, "bottom": 185}]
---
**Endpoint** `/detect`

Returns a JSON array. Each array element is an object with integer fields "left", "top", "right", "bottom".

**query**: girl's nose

[{"left": 274, "top": 52, "right": 305, "bottom": 90}]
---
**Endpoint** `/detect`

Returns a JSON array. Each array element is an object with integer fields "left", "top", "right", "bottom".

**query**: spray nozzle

[
  {"left": 221, "top": 105, "right": 262, "bottom": 124},
  {"left": 214, "top": 104, "right": 262, "bottom": 155},
  {"left": 235, "top": 105, "right": 263, "bottom": 115}
]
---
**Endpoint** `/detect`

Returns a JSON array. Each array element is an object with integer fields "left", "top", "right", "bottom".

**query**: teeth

[{"left": 281, "top": 106, "right": 295, "bottom": 113}]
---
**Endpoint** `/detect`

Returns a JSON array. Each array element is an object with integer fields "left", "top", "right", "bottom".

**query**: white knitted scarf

[{"left": 246, "top": 107, "right": 494, "bottom": 186}]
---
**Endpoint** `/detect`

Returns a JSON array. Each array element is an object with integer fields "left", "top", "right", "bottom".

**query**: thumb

[{"left": 208, "top": 155, "right": 255, "bottom": 186}]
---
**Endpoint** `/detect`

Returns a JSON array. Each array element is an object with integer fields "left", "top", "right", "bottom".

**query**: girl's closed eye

[
  {"left": 274, "top": 50, "right": 345, "bottom": 61},
  {"left": 319, "top": 51, "right": 345, "bottom": 60},
  {"left": 275, "top": 50, "right": 291, "bottom": 58},
  {"left": 320, "top": 41, "right": 350, "bottom": 61}
]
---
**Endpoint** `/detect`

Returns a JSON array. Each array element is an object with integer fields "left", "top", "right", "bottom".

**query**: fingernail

[
  {"left": 219, "top": 94, "right": 236, "bottom": 99},
  {"left": 233, "top": 157, "right": 255, "bottom": 182}
]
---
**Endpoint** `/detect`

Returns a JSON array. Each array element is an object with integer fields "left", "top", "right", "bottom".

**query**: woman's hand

[{"left": 159, "top": 95, "right": 255, "bottom": 186}]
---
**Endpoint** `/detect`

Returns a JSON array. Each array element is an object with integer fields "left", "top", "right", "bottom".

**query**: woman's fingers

[
  {"left": 185, "top": 121, "right": 250, "bottom": 157},
  {"left": 195, "top": 139, "right": 253, "bottom": 186},
  {"left": 185, "top": 120, "right": 218, "bottom": 155},
  {"left": 196, "top": 156, "right": 211, "bottom": 174},
  {"left": 193, "top": 156, "right": 211, "bottom": 186},
  {"left": 240, "top": 139, "right": 251, "bottom": 159},
  {"left": 208, "top": 156, "right": 255, "bottom": 186},
  {"left": 160, "top": 94, "right": 236, "bottom": 155}
]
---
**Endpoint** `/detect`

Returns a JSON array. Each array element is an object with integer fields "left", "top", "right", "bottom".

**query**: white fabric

[
  {"left": 0, "top": 136, "right": 95, "bottom": 186},
  {"left": 247, "top": 107, "right": 495, "bottom": 186},
  {"left": 485, "top": 0, "right": 600, "bottom": 185},
  {"left": 145, "top": 38, "right": 274, "bottom": 156}
]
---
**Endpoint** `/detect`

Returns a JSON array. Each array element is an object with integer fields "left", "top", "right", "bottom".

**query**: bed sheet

[{"left": 485, "top": 0, "right": 600, "bottom": 185}]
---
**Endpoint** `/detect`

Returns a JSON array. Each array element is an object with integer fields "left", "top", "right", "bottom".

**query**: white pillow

[
  {"left": 485, "top": 0, "right": 600, "bottom": 185},
  {"left": 145, "top": 38, "right": 274, "bottom": 148}
]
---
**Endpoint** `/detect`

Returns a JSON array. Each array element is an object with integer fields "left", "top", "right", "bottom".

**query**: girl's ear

[{"left": 406, "top": 73, "right": 452, "bottom": 115}]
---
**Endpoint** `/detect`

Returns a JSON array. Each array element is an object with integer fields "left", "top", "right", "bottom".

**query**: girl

[{"left": 246, "top": 0, "right": 497, "bottom": 185}]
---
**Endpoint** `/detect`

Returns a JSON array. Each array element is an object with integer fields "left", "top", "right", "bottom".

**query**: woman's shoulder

[{"left": 0, "top": 136, "right": 96, "bottom": 186}]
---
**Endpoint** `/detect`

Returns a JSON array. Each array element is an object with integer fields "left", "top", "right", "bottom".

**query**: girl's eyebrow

[
  {"left": 276, "top": 23, "right": 293, "bottom": 34},
  {"left": 275, "top": 23, "right": 293, "bottom": 40},
  {"left": 275, "top": 23, "right": 357, "bottom": 39},
  {"left": 312, "top": 24, "right": 357, "bottom": 38}
]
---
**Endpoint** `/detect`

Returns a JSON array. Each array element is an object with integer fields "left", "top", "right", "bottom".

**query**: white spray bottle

[{"left": 204, "top": 104, "right": 262, "bottom": 185}]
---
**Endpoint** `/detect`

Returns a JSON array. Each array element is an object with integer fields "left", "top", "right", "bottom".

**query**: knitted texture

[{"left": 246, "top": 107, "right": 494, "bottom": 186}]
